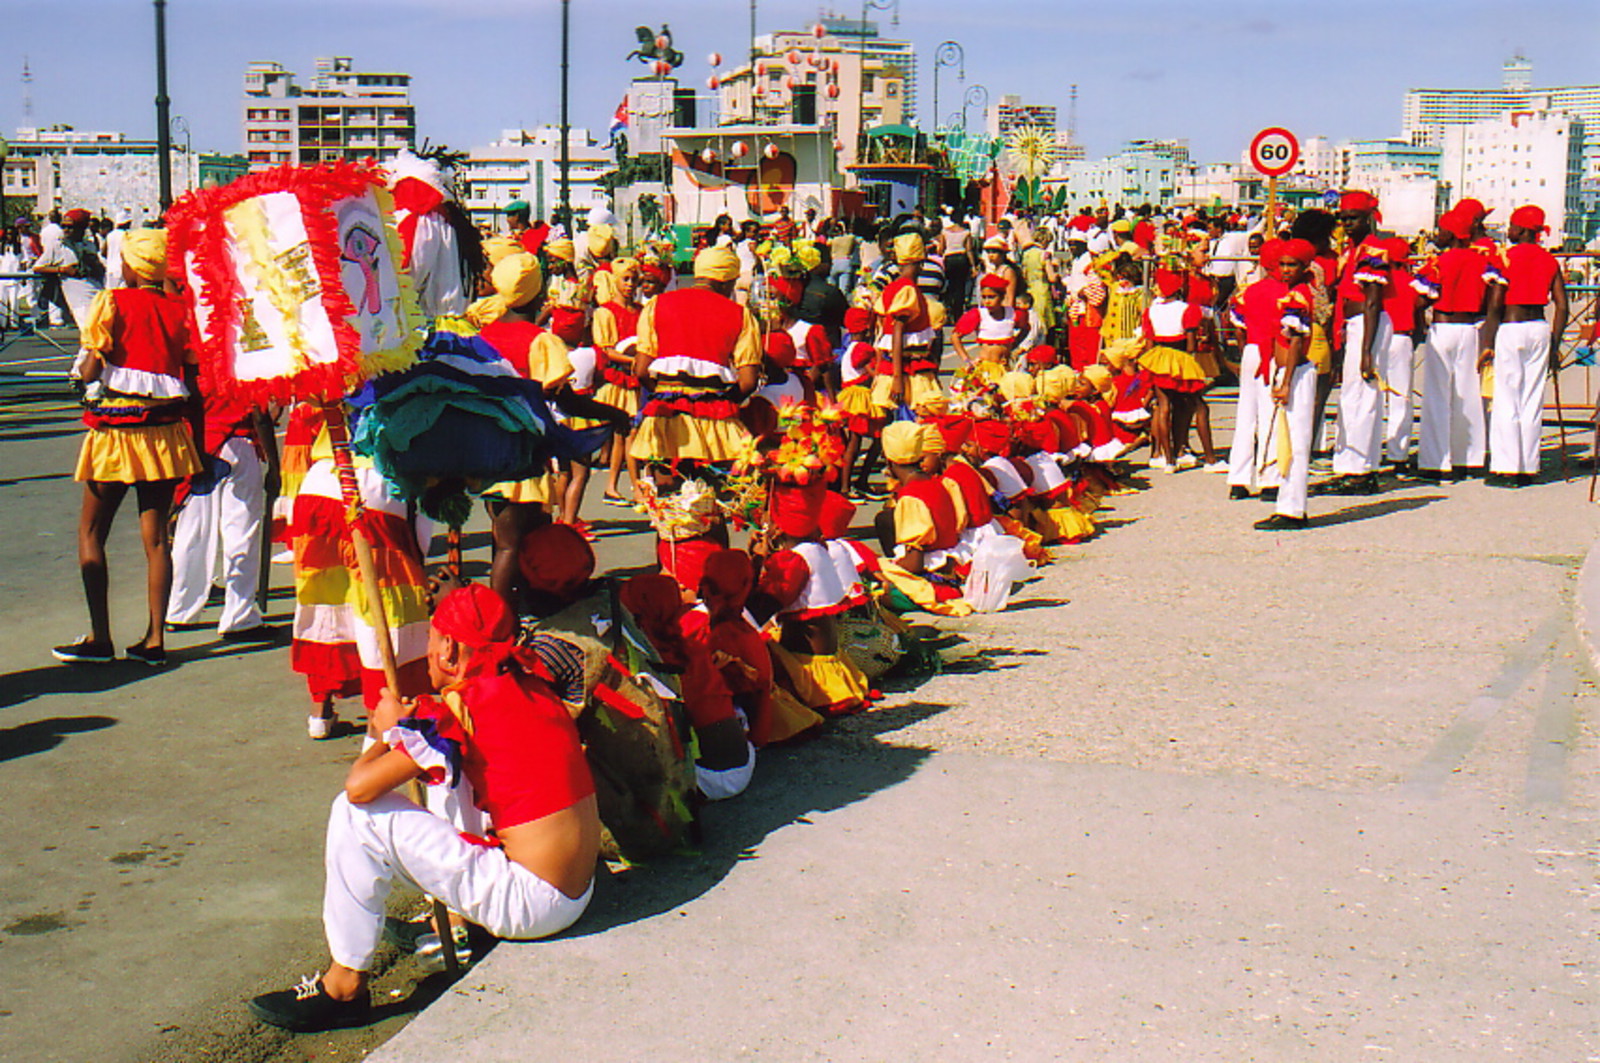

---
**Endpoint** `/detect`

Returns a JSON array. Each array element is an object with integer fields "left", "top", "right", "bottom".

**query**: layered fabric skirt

[{"left": 75, "top": 420, "right": 202, "bottom": 483}]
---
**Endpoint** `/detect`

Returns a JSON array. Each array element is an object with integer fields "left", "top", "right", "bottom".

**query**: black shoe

[
  {"left": 51, "top": 638, "right": 116, "bottom": 664},
  {"left": 1254, "top": 513, "right": 1308, "bottom": 531},
  {"left": 1228, "top": 485, "right": 1250, "bottom": 501},
  {"left": 247, "top": 975, "right": 372, "bottom": 1033},
  {"left": 1260, "top": 488, "right": 1279, "bottom": 503},
  {"left": 1323, "top": 474, "right": 1379, "bottom": 496},
  {"left": 221, "top": 625, "right": 281, "bottom": 644},
  {"left": 1411, "top": 467, "right": 1445, "bottom": 482},
  {"left": 124, "top": 643, "right": 168, "bottom": 667},
  {"left": 1484, "top": 473, "right": 1514, "bottom": 488}
]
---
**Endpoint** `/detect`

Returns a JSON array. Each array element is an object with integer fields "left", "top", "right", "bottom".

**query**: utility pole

[
  {"left": 154, "top": 0, "right": 173, "bottom": 212},
  {"left": 559, "top": 0, "right": 571, "bottom": 228}
]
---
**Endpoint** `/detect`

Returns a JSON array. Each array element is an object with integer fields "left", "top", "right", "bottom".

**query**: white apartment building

[
  {"left": 241, "top": 56, "right": 416, "bottom": 171},
  {"left": 1439, "top": 109, "right": 1585, "bottom": 245},
  {"left": 457, "top": 128, "right": 612, "bottom": 229},
  {"left": 2, "top": 127, "right": 247, "bottom": 218}
]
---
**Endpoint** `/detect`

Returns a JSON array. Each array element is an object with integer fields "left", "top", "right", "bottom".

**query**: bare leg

[
  {"left": 1192, "top": 395, "right": 1217, "bottom": 464},
  {"left": 841, "top": 432, "right": 861, "bottom": 493},
  {"left": 1150, "top": 391, "right": 1173, "bottom": 463},
  {"left": 321, "top": 962, "right": 366, "bottom": 1002},
  {"left": 77, "top": 480, "right": 129, "bottom": 648},
  {"left": 487, "top": 499, "right": 549, "bottom": 609},
  {"left": 132, "top": 479, "right": 178, "bottom": 651},
  {"left": 561, "top": 458, "right": 591, "bottom": 526},
  {"left": 1170, "top": 393, "right": 1196, "bottom": 461}
]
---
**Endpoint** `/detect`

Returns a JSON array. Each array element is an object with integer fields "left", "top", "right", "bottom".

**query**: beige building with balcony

[{"left": 241, "top": 56, "right": 416, "bottom": 171}]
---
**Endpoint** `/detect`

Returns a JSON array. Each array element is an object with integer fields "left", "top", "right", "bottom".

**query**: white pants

[
  {"left": 1333, "top": 312, "right": 1392, "bottom": 475},
  {"left": 1419, "top": 322, "right": 1487, "bottom": 472},
  {"left": 323, "top": 792, "right": 592, "bottom": 971},
  {"left": 696, "top": 741, "right": 757, "bottom": 801},
  {"left": 1226, "top": 345, "right": 1281, "bottom": 490},
  {"left": 1276, "top": 362, "right": 1317, "bottom": 519},
  {"left": 166, "top": 436, "right": 266, "bottom": 634},
  {"left": 1489, "top": 320, "right": 1551, "bottom": 475},
  {"left": 1383, "top": 333, "right": 1415, "bottom": 463}
]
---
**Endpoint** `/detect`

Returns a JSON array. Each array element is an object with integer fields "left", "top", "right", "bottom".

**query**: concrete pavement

[{"left": 369, "top": 419, "right": 1600, "bottom": 1062}]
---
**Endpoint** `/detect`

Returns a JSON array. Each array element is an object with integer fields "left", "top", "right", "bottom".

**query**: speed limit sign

[{"left": 1249, "top": 127, "right": 1299, "bottom": 177}]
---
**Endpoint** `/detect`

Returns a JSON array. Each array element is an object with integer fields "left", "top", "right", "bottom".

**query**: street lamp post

[
  {"left": 154, "top": 0, "right": 172, "bottom": 212},
  {"left": 961, "top": 84, "right": 988, "bottom": 135},
  {"left": 558, "top": 0, "right": 571, "bottom": 229},
  {"left": 932, "top": 41, "right": 963, "bottom": 137}
]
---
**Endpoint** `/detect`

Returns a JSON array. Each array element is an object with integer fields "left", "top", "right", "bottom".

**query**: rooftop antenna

[
  {"left": 22, "top": 55, "right": 33, "bottom": 121},
  {"left": 1067, "top": 83, "right": 1078, "bottom": 147}
]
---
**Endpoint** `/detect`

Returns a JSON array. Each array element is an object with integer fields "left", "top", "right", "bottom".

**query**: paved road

[{"left": 2, "top": 364, "right": 1597, "bottom": 1061}]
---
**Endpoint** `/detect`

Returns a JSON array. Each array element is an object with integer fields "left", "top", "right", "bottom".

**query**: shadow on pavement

[
  {"left": 1316, "top": 494, "right": 1446, "bottom": 527},
  {"left": 0, "top": 471, "right": 74, "bottom": 488},
  {"left": 0, "top": 663, "right": 156, "bottom": 709},
  {"left": 1003, "top": 597, "right": 1070, "bottom": 611},
  {"left": 0, "top": 715, "right": 116, "bottom": 762},
  {"left": 566, "top": 726, "right": 941, "bottom": 938}
]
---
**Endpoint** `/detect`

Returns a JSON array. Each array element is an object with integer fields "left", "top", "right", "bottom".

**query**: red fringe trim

[
  {"left": 601, "top": 366, "right": 640, "bottom": 390},
  {"left": 167, "top": 162, "right": 385, "bottom": 408},
  {"left": 639, "top": 395, "right": 741, "bottom": 419}
]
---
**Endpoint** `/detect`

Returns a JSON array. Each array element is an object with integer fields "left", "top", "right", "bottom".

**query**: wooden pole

[
  {"left": 1265, "top": 175, "right": 1278, "bottom": 240},
  {"left": 325, "top": 405, "right": 460, "bottom": 975},
  {"left": 1552, "top": 359, "right": 1569, "bottom": 480}
]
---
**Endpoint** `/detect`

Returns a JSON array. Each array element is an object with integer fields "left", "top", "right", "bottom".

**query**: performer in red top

[
  {"left": 1226, "top": 239, "right": 1289, "bottom": 500},
  {"left": 1254, "top": 238, "right": 1321, "bottom": 530},
  {"left": 871, "top": 233, "right": 944, "bottom": 415},
  {"left": 593, "top": 258, "right": 644, "bottom": 505},
  {"left": 952, "top": 274, "right": 1030, "bottom": 377},
  {"left": 1380, "top": 237, "right": 1422, "bottom": 466},
  {"left": 1482, "top": 205, "right": 1569, "bottom": 484},
  {"left": 248, "top": 584, "right": 601, "bottom": 1033},
  {"left": 55, "top": 228, "right": 203, "bottom": 666},
  {"left": 1412, "top": 207, "right": 1501, "bottom": 477},
  {"left": 1325, "top": 190, "right": 1392, "bottom": 495}
]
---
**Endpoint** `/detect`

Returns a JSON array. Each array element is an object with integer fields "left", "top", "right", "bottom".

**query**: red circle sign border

[{"left": 1249, "top": 126, "right": 1299, "bottom": 177}]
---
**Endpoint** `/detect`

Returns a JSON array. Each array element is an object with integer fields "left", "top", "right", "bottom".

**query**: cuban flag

[{"left": 608, "top": 97, "right": 629, "bottom": 144}]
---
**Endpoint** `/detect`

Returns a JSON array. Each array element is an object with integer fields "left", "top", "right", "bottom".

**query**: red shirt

[
  {"left": 1419, "top": 247, "right": 1496, "bottom": 315},
  {"left": 414, "top": 668, "right": 595, "bottom": 831},
  {"left": 1383, "top": 266, "right": 1418, "bottom": 334},
  {"left": 1235, "top": 276, "right": 1289, "bottom": 352},
  {"left": 1336, "top": 236, "right": 1390, "bottom": 306},
  {"left": 944, "top": 458, "right": 995, "bottom": 526},
  {"left": 477, "top": 319, "right": 546, "bottom": 380},
  {"left": 896, "top": 477, "right": 961, "bottom": 552},
  {"left": 651, "top": 287, "right": 746, "bottom": 367},
  {"left": 1501, "top": 243, "right": 1559, "bottom": 307}
]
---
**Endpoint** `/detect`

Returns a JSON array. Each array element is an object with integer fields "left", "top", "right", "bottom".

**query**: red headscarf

[
  {"left": 517, "top": 523, "right": 596, "bottom": 602},
  {"left": 432, "top": 583, "right": 530, "bottom": 678},
  {"left": 1153, "top": 268, "right": 1185, "bottom": 298},
  {"left": 1509, "top": 205, "right": 1548, "bottom": 234},
  {"left": 933, "top": 414, "right": 973, "bottom": 451},
  {"left": 973, "top": 419, "right": 1012, "bottom": 454},
  {"left": 843, "top": 307, "right": 873, "bottom": 334},
  {"left": 1025, "top": 345, "right": 1058, "bottom": 366},
  {"left": 1437, "top": 210, "right": 1473, "bottom": 241},
  {"left": 1279, "top": 238, "right": 1316, "bottom": 265},
  {"left": 1339, "top": 190, "right": 1379, "bottom": 214},
  {"left": 769, "top": 481, "right": 824, "bottom": 539},
  {"left": 817, "top": 490, "right": 857, "bottom": 539}
]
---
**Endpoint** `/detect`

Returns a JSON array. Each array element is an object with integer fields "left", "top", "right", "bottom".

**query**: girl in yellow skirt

[
  {"left": 55, "top": 228, "right": 202, "bottom": 666},
  {"left": 594, "top": 258, "right": 648, "bottom": 504},
  {"left": 1136, "top": 268, "right": 1214, "bottom": 471}
]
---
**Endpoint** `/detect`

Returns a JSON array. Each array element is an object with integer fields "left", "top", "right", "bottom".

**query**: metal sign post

[{"left": 1249, "top": 126, "right": 1299, "bottom": 239}]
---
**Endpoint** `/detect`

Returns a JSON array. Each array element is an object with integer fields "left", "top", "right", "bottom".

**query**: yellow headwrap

[
  {"left": 586, "top": 223, "right": 616, "bottom": 259},
  {"left": 545, "top": 238, "right": 576, "bottom": 263},
  {"left": 1037, "top": 365, "right": 1079, "bottom": 403},
  {"left": 467, "top": 252, "right": 543, "bottom": 327},
  {"left": 693, "top": 246, "right": 741, "bottom": 283},
  {"left": 1101, "top": 337, "right": 1140, "bottom": 372},
  {"left": 997, "top": 371, "right": 1036, "bottom": 403},
  {"left": 1081, "top": 364, "right": 1116, "bottom": 404},
  {"left": 482, "top": 236, "right": 521, "bottom": 267},
  {"left": 917, "top": 422, "right": 947, "bottom": 457},
  {"left": 893, "top": 233, "right": 926, "bottom": 265},
  {"left": 610, "top": 257, "right": 640, "bottom": 282},
  {"left": 882, "top": 421, "right": 924, "bottom": 465},
  {"left": 121, "top": 228, "right": 167, "bottom": 284}
]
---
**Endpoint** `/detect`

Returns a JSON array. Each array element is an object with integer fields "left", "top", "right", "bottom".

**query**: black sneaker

[
  {"left": 221, "top": 625, "right": 281, "bottom": 644},
  {"left": 1254, "top": 513, "right": 1308, "bottom": 531},
  {"left": 124, "top": 643, "right": 168, "bottom": 667},
  {"left": 1260, "top": 488, "right": 1279, "bottom": 503},
  {"left": 1323, "top": 474, "right": 1379, "bottom": 496},
  {"left": 51, "top": 638, "right": 115, "bottom": 665},
  {"left": 247, "top": 975, "right": 372, "bottom": 1032},
  {"left": 1228, "top": 485, "right": 1250, "bottom": 501}
]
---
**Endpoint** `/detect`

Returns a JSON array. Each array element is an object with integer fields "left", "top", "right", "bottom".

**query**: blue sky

[{"left": 5, "top": 0, "right": 1596, "bottom": 162}]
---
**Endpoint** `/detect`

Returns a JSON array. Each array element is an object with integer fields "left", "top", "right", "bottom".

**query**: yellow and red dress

[
  {"left": 478, "top": 319, "right": 573, "bottom": 505},
  {"left": 1136, "top": 297, "right": 1211, "bottom": 393},
  {"left": 592, "top": 299, "right": 643, "bottom": 418},
  {"left": 629, "top": 286, "right": 759, "bottom": 464},
  {"left": 758, "top": 543, "right": 873, "bottom": 716},
  {"left": 73, "top": 287, "right": 203, "bottom": 483},
  {"left": 870, "top": 277, "right": 944, "bottom": 413}
]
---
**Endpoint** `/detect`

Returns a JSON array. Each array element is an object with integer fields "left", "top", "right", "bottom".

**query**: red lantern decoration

[
  {"left": 701, "top": 147, "right": 719, "bottom": 165},
  {"left": 812, "top": 23, "right": 826, "bottom": 38},
  {"left": 708, "top": 52, "right": 722, "bottom": 67},
  {"left": 786, "top": 49, "right": 801, "bottom": 65},
  {"left": 707, "top": 75, "right": 720, "bottom": 91},
  {"left": 764, "top": 143, "right": 780, "bottom": 160},
  {"left": 782, "top": 75, "right": 795, "bottom": 91},
  {"left": 830, "top": 59, "right": 841, "bottom": 75},
  {"left": 654, "top": 60, "right": 671, "bottom": 77},
  {"left": 826, "top": 83, "right": 840, "bottom": 100},
  {"left": 832, "top": 137, "right": 844, "bottom": 153}
]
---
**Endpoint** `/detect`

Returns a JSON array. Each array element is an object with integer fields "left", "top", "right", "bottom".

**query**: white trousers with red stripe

[
  {"left": 1488, "top": 320, "right": 1551, "bottom": 475},
  {"left": 323, "top": 792, "right": 592, "bottom": 971},
  {"left": 1419, "top": 322, "right": 1487, "bottom": 472}
]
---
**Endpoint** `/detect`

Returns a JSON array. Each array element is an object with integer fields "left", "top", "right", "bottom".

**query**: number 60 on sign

[{"left": 1249, "top": 127, "right": 1299, "bottom": 177}]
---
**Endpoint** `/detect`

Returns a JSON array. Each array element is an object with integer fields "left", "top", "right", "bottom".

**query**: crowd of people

[{"left": 33, "top": 152, "right": 1582, "bottom": 1032}]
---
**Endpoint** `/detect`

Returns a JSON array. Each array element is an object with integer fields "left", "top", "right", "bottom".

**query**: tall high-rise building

[
  {"left": 241, "top": 56, "right": 416, "bottom": 171},
  {"left": 817, "top": 14, "right": 917, "bottom": 123},
  {"left": 1402, "top": 55, "right": 1599, "bottom": 234},
  {"left": 987, "top": 95, "right": 1057, "bottom": 139}
]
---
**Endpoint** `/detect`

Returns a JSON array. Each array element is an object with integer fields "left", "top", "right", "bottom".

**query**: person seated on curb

[{"left": 247, "top": 583, "right": 600, "bottom": 1033}]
